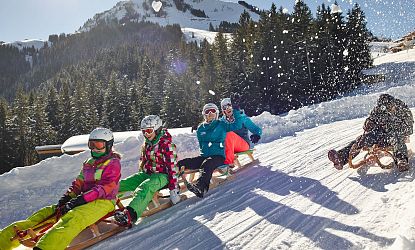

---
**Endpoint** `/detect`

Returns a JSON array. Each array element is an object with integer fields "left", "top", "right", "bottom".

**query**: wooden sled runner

[
  {"left": 348, "top": 136, "right": 411, "bottom": 170},
  {"left": 348, "top": 144, "right": 396, "bottom": 169}
]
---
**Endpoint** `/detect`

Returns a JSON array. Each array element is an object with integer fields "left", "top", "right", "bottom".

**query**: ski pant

[
  {"left": 119, "top": 172, "right": 168, "bottom": 218},
  {"left": 177, "top": 155, "right": 225, "bottom": 191},
  {"left": 337, "top": 130, "right": 408, "bottom": 166},
  {"left": 0, "top": 200, "right": 114, "bottom": 250},
  {"left": 224, "top": 132, "right": 250, "bottom": 165}
]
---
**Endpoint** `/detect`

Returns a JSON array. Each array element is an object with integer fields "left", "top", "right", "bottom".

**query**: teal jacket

[
  {"left": 220, "top": 110, "right": 262, "bottom": 147},
  {"left": 197, "top": 109, "right": 243, "bottom": 157}
]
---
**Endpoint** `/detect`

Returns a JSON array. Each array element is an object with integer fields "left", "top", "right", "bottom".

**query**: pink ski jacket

[{"left": 66, "top": 152, "right": 121, "bottom": 202}]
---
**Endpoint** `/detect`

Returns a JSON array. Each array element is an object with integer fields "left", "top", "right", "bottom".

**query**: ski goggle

[
  {"left": 204, "top": 108, "right": 217, "bottom": 115},
  {"left": 222, "top": 104, "right": 232, "bottom": 111},
  {"left": 142, "top": 128, "right": 154, "bottom": 135},
  {"left": 88, "top": 140, "right": 106, "bottom": 150}
]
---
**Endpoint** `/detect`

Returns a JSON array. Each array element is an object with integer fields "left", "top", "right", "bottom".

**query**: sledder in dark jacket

[{"left": 328, "top": 94, "right": 413, "bottom": 172}]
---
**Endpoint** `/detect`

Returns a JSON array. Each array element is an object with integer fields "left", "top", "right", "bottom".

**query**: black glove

[
  {"left": 60, "top": 195, "right": 87, "bottom": 215},
  {"left": 57, "top": 194, "right": 72, "bottom": 208},
  {"left": 191, "top": 123, "right": 199, "bottom": 133},
  {"left": 230, "top": 92, "right": 241, "bottom": 110},
  {"left": 250, "top": 134, "right": 261, "bottom": 144}
]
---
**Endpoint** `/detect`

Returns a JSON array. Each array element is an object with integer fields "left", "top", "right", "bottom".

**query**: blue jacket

[
  {"left": 220, "top": 110, "right": 262, "bottom": 147},
  {"left": 197, "top": 109, "right": 243, "bottom": 157}
]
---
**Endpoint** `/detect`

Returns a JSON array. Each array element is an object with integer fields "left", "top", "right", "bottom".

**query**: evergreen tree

[
  {"left": 69, "top": 81, "right": 90, "bottom": 135},
  {"left": 199, "top": 40, "right": 217, "bottom": 104},
  {"left": 128, "top": 81, "right": 144, "bottom": 130},
  {"left": 161, "top": 49, "right": 189, "bottom": 127},
  {"left": 290, "top": 0, "right": 315, "bottom": 107},
  {"left": 103, "top": 72, "right": 123, "bottom": 131},
  {"left": 147, "top": 62, "right": 166, "bottom": 117},
  {"left": 30, "top": 94, "right": 57, "bottom": 163},
  {"left": 10, "top": 87, "right": 30, "bottom": 166},
  {"left": 345, "top": 3, "right": 372, "bottom": 87},
  {"left": 45, "top": 86, "right": 60, "bottom": 131},
  {"left": 58, "top": 81, "right": 72, "bottom": 142},
  {"left": 229, "top": 10, "right": 251, "bottom": 95},
  {"left": 213, "top": 32, "right": 232, "bottom": 99},
  {"left": 0, "top": 98, "right": 13, "bottom": 172}
]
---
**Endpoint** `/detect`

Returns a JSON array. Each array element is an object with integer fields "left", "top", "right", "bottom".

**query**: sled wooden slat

[
  {"left": 234, "top": 149, "right": 255, "bottom": 168},
  {"left": 141, "top": 195, "right": 187, "bottom": 217},
  {"left": 67, "top": 224, "right": 126, "bottom": 250}
]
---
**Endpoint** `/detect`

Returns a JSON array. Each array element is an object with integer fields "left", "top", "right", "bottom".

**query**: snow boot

[
  {"left": 397, "top": 159, "right": 409, "bottom": 172},
  {"left": 114, "top": 206, "right": 137, "bottom": 227},
  {"left": 186, "top": 182, "right": 205, "bottom": 198},
  {"left": 328, "top": 149, "right": 344, "bottom": 170}
]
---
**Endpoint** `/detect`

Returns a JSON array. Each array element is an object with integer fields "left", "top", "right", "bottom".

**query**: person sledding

[
  {"left": 219, "top": 97, "right": 262, "bottom": 167},
  {"left": 328, "top": 94, "right": 413, "bottom": 172},
  {"left": 178, "top": 94, "right": 244, "bottom": 198},
  {"left": 114, "top": 115, "right": 180, "bottom": 226},
  {"left": 0, "top": 127, "right": 121, "bottom": 250}
]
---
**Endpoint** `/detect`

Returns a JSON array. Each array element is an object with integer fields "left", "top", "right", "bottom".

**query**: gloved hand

[
  {"left": 363, "top": 119, "right": 374, "bottom": 132},
  {"left": 57, "top": 193, "right": 72, "bottom": 208},
  {"left": 230, "top": 92, "right": 241, "bottom": 110},
  {"left": 191, "top": 124, "right": 199, "bottom": 133},
  {"left": 169, "top": 188, "right": 181, "bottom": 205},
  {"left": 250, "top": 134, "right": 261, "bottom": 144},
  {"left": 60, "top": 195, "right": 87, "bottom": 215}
]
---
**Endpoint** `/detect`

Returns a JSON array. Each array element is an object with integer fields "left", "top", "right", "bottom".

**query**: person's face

[
  {"left": 204, "top": 108, "right": 217, "bottom": 122},
  {"left": 222, "top": 104, "right": 233, "bottom": 117},
  {"left": 142, "top": 128, "right": 156, "bottom": 140}
]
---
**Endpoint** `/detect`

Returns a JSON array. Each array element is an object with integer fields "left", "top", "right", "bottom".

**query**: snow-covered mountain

[
  {"left": 80, "top": 0, "right": 260, "bottom": 32},
  {"left": 5, "top": 39, "right": 50, "bottom": 50},
  {"left": 3, "top": 47, "right": 415, "bottom": 249}
]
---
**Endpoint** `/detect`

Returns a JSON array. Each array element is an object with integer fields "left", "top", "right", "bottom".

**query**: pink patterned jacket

[{"left": 66, "top": 152, "right": 121, "bottom": 202}]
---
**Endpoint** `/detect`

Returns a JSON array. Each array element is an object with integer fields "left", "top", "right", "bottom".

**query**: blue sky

[
  {"left": 1, "top": 0, "right": 414, "bottom": 42},
  {"left": 0, "top": 0, "right": 119, "bottom": 42}
]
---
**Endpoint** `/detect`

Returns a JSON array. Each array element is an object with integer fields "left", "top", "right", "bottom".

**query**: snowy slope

[
  {"left": 81, "top": 0, "right": 259, "bottom": 32},
  {"left": 3, "top": 48, "right": 415, "bottom": 249},
  {"left": 5, "top": 39, "right": 51, "bottom": 50}
]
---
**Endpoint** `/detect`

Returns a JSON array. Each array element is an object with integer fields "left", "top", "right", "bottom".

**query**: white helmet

[
  {"left": 220, "top": 98, "right": 232, "bottom": 111},
  {"left": 89, "top": 127, "right": 114, "bottom": 141},
  {"left": 88, "top": 127, "right": 114, "bottom": 156},
  {"left": 141, "top": 115, "right": 163, "bottom": 131},
  {"left": 202, "top": 103, "right": 219, "bottom": 120}
]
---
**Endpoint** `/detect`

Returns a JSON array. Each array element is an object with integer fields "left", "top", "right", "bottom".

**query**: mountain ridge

[{"left": 80, "top": 0, "right": 260, "bottom": 32}]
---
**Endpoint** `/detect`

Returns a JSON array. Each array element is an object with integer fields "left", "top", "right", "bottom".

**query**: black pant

[
  {"left": 337, "top": 130, "right": 408, "bottom": 165},
  {"left": 178, "top": 155, "right": 225, "bottom": 191}
]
